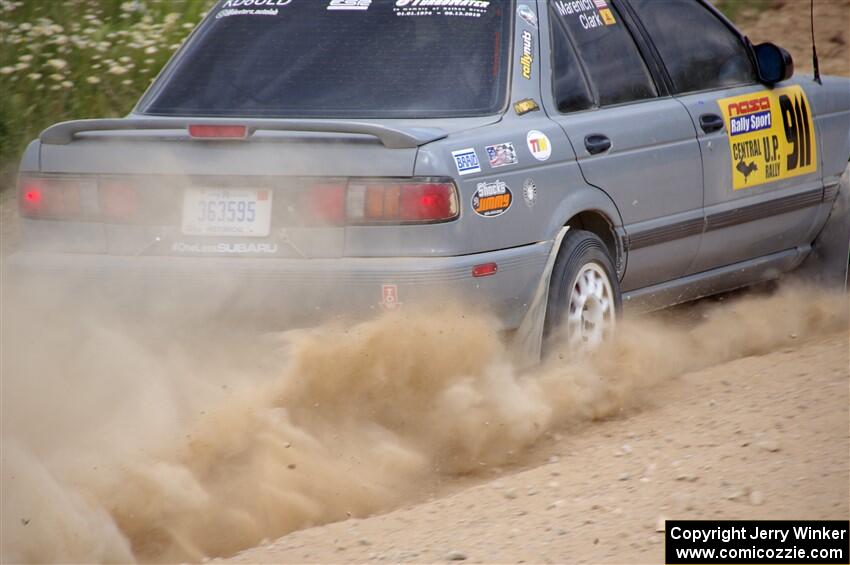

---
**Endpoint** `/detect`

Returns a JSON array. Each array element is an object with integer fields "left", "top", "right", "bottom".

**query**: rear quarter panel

[{"left": 804, "top": 75, "right": 850, "bottom": 183}]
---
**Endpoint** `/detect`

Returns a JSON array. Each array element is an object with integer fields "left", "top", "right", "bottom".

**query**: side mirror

[{"left": 753, "top": 42, "right": 794, "bottom": 84}]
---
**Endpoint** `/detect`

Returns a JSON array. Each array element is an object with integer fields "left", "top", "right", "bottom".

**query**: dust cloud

[{"left": 1, "top": 283, "right": 847, "bottom": 563}]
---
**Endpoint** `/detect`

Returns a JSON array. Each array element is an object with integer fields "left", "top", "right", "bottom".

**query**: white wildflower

[
  {"left": 108, "top": 65, "right": 128, "bottom": 75},
  {"left": 0, "top": 66, "right": 14, "bottom": 75},
  {"left": 61, "top": 80, "right": 72, "bottom": 88},
  {"left": 86, "top": 76, "right": 101, "bottom": 84},
  {"left": 27, "top": 72, "right": 42, "bottom": 80},
  {"left": 46, "top": 58, "right": 67, "bottom": 71}
]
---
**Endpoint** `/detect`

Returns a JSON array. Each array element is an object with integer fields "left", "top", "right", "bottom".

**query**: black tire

[
  {"left": 795, "top": 162, "right": 849, "bottom": 289},
  {"left": 543, "top": 229, "right": 622, "bottom": 350}
]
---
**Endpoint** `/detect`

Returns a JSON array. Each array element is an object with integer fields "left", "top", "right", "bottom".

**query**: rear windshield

[{"left": 141, "top": 0, "right": 513, "bottom": 119}]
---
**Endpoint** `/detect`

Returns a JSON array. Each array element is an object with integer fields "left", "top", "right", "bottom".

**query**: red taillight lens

[
  {"left": 99, "top": 180, "right": 138, "bottom": 221},
  {"left": 309, "top": 182, "right": 347, "bottom": 225},
  {"left": 399, "top": 183, "right": 457, "bottom": 222},
  {"left": 18, "top": 175, "right": 136, "bottom": 221},
  {"left": 346, "top": 180, "right": 457, "bottom": 224},
  {"left": 188, "top": 125, "right": 248, "bottom": 140},
  {"left": 18, "top": 176, "right": 84, "bottom": 219}
]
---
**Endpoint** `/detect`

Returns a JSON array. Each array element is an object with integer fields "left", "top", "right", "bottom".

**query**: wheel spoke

[{"left": 564, "top": 261, "right": 617, "bottom": 354}]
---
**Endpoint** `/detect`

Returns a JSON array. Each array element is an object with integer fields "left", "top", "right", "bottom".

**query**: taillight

[
  {"left": 17, "top": 176, "right": 89, "bottom": 219},
  {"left": 309, "top": 183, "right": 347, "bottom": 225},
  {"left": 344, "top": 180, "right": 458, "bottom": 224},
  {"left": 17, "top": 175, "right": 135, "bottom": 221},
  {"left": 99, "top": 180, "right": 138, "bottom": 221}
]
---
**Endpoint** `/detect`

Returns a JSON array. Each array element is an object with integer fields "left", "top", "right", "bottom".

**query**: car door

[
  {"left": 626, "top": 0, "right": 824, "bottom": 274},
  {"left": 542, "top": 0, "right": 705, "bottom": 292}
]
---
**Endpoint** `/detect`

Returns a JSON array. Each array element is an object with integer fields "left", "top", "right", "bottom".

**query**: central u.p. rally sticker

[{"left": 718, "top": 84, "right": 817, "bottom": 190}]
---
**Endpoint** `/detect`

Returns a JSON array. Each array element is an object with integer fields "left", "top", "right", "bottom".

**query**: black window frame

[
  {"left": 619, "top": 0, "right": 760, "bottom": 96},
  {"left": 547, "top": 0, "right": 670, "bottom": 115}
]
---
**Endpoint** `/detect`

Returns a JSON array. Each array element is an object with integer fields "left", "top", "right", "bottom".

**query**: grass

[
  {"left": 0, "top": 0, "right": 215, "bottom": 183},
  {"left": 714, "top": 0, "right": 780, "bottom": 24}
]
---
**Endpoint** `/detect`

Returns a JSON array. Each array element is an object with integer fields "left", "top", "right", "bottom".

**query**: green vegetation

[
  {"left": 0, "top": 0, "right": 215, "bottom": 172},
  {"left": 714, "top": 0, "right": 777, "bottom": 24}
]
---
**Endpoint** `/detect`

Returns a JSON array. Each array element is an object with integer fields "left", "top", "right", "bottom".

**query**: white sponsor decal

[
  {"left": 171, "top": 242, "right": 279, "bottom": 254},
  {"left": 222, "top": 0, "right": 291, "bottom": 4},
  {"left": 553, "top": 0, "right": 615, "bottom": 28},
  {"left": 328, "top": 0, "right": 372, "bottom": 10},
  {"left": 394, "top": 0, "right": 489, "bottom": 17},
  {"left": 517, "top": 4, "right": 537, "bottom": 28},
  {"left": 217, "top": 0, "right": 290, "bottom": 18},
  {"left": 526, "top": 130, "right": 552, "bottom": 161},
  {"left": 520, "top": 30, "right": 533, "bottom": 80},
  {"left": 452, "top": 148, "right": 481, "bottom": 175}
]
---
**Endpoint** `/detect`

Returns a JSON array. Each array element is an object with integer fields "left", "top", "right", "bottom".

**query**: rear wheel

[{"left": 543, "top": 229, "right": 621, "bottom": 353}]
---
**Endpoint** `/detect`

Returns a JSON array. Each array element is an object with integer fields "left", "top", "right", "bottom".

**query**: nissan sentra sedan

[{"left": 9, "top": 0, "right": 850, "bottom": 353}]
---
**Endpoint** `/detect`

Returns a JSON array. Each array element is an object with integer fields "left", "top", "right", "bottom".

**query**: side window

[
  {"left": 549, "top": 4, "right": 593, "bottom": 113},
  {"left": 550, "top": 0, "right": 656, "bottom": 108},
  {"left": 630, "top": 0, "right": 756, "bottom": 94}
]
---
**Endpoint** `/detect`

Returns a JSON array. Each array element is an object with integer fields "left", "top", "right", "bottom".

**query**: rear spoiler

[{"left": 39, "top": 117, "right": 448, "bottom": 149}]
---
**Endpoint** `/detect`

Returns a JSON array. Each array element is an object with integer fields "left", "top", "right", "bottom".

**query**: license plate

[{"left": 182, "top": 188, "right": 272, "bottom": 237}]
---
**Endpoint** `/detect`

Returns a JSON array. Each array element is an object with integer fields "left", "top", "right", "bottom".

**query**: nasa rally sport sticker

[
  {"left": 472, "top": 180, "right": 512, "bottom": 218},
  {"left": 718, "top": 84, "right": 817, "bottom": 190},
  {"left": 452, "top": 148, "right": 481, "bottom": 176},
  {"left": 526, "top": 130, "right": 552, "bottom": 161}
]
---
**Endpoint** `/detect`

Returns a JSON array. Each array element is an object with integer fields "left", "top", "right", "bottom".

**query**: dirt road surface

[
  {"left": 226, "top": 6, "right": 850, "bottom": 561},
  {"left": 740, "top": 0, "right": 850, "bottom": 78},
  {"left": 1, "top": 2, "right": 848, "bottom": 564},
  {"left": 226, "top": 333, "right": 848, "bottom": 564}
]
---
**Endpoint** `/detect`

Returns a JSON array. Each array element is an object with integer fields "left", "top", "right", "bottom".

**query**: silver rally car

[{"left": 10, "top": 0, "right": 850, "bottom": 348}]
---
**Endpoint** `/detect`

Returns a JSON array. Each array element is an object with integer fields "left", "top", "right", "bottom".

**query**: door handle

[
  {"left": 584, "top": 134, "right": 611, "bottom": 155},
  {"left": 699, "top": 113, "right": 725, "bottom": 134}
]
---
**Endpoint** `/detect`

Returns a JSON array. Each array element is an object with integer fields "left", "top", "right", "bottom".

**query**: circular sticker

[
  {"left": 526, "top": 130, "right": 552, "bottom": 161},
  {"left": 522, "top": 179, "right": 537, "bottom": 207},
  {"left": 472, "top": 180, "right": 512, "bottom": 218}
]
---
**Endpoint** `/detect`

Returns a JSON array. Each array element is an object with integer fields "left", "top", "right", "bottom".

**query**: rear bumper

[{"left": 4, "top": 243, "right": 551, "bottom": 329}]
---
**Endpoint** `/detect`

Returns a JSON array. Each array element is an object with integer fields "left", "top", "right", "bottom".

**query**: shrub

[{"left": 0, "top": 0, "right": 214, "bottom": 174}]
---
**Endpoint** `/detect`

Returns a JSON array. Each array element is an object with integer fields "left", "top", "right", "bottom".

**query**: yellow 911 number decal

[{"left": 718, "top": 85, "right": 817, "bottom": 190}]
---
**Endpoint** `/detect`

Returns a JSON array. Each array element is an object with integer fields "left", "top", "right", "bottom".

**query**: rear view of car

[{"left": 11, "top": 1, "right": 550, "bottom": 328}]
